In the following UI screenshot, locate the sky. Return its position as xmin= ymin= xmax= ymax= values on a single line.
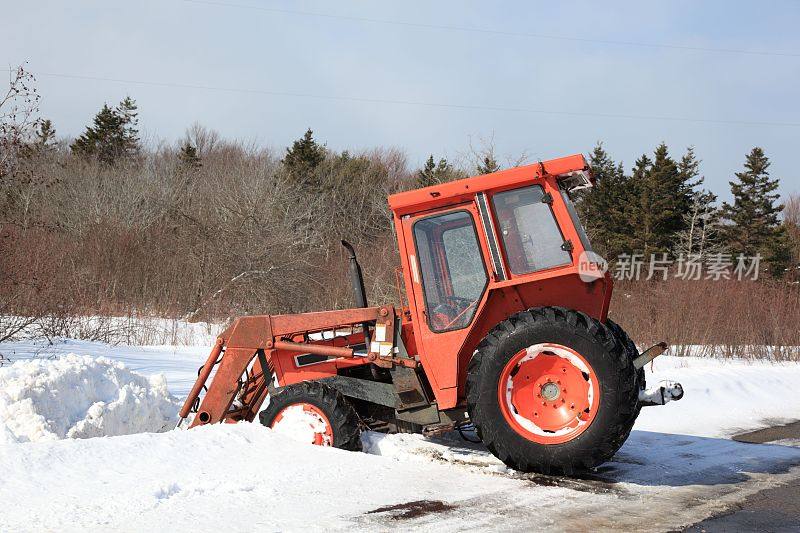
xmin=2 ymin=0 xmax=799 ymax=200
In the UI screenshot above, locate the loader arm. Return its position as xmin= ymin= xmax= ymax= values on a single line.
xmin=179 ymin=306 xmax=410 ymax=428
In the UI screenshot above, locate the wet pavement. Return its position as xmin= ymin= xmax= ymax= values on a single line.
xmin=684 ymin=476 xmax=800 ymax=532
xmin=684 ymin=422 xmax=800 ymax=532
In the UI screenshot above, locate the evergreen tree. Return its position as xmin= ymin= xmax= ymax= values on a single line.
xmin=476 ymin=154 xmax=500 ymax=175
xmin=282 ymin=129 xmax=325 ymax=173
xmin=576 ymin=142 xmax=635 ymax=259
xmin=784 ymin=195 xmax=800 ymax=281
xmin=416 ymin=155 xmax=464 ymax=187
xmin=115 ymin=96 xmax=139 ymax=152
xmin=720 ymin=147 xmax=789 ymax=276
xmin=71 ymin=97 xmax=140 ymax=164
xmin=34 ymin=119 xmax=56 ymax=148
xmin=627 ymin=153 xmax=655 ymax=256
xmin=627 ymin=143 xmax=696 ymax=257
xmin=281 ymin=129 xmax=326 ymax=192
xmin=417 ymin=155 xmax=438 ymax=187
xmin=677 ymin=146 xmax=702 ymax=189
xmin=178 ymin=141 xmax=201 ymax=170
xmin=18 ymin=119 xmax=56 ymax=159
xmin=674 ymin=148 xmax=719 ymax=258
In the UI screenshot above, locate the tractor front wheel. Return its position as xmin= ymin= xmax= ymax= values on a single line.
xmin=259 ymin=381 xmax=362 ymax=451
xmin=466 ymin=307 xmax=640 ymax=475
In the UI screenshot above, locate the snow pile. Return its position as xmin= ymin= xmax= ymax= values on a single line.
xmin=0 ymin=338 xmax=209 ymax=397
xmin=0 ymin=354 xmax=180 ymax=443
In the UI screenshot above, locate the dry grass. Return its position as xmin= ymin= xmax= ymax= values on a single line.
xmin=609 ymin=279 xmax=800 ymax=360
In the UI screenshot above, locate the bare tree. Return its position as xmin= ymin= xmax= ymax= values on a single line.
xmin=184 ymin=122 xmax=220 ymax=156
xmin=0 ymin=65 xmax=41 ymax=177
xmin=675 ymin=190 xmax=722 ymax=259
xmin=0 ymin=64 xmax=50 ymax=341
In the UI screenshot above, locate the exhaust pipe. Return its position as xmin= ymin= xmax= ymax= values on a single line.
xmin=341 ymin=240 xmax=370 ymax=346
xmin=341 ymin=240 xmax=368 ymax=309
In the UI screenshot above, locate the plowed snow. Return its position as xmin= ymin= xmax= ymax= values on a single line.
xmin=0 ymin=354 xmax=179 ymax=443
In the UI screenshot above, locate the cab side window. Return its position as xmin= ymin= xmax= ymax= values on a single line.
xmin=413 ymin=211 xmax=487 ymax=332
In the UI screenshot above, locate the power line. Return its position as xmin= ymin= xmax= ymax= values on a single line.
xmin=21 ymin=69 xmax=800 ymax=128
xmin=182 ymin=0 xmax=800 ymax=59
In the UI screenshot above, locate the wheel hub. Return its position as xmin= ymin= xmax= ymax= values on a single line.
xmin=498 ymin=343 xmax=600 ymax=444
xmin=540 ymin=381 xmax=561 ymax=401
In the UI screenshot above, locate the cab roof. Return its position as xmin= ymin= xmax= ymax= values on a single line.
xmin=388 ymin=153 xmax=589 ymax=217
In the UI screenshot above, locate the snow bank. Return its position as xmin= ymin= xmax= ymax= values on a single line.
xmin=636 ymin=356 xmax=800 ymax=437
xmin=0 ymin=355 xmax=180 ymax=443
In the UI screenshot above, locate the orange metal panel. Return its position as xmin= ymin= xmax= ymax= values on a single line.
xmin=269 ymin=307 xmax=381 ymax=337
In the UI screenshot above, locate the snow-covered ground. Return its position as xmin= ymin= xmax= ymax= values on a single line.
xmin=1 ymin=338 xmax=800 ymax=532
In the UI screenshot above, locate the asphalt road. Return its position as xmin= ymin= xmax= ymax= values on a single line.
xmin=683 ymin=477 xmax=800 ymax=532
xmin=684 ymin=421 xmax=800 ymax=533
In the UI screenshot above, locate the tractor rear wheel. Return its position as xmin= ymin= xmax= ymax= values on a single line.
xmin=259 ymin=381 xmax=362 ymax=451
xmin=466 ymin=306 xmax=639 ymax=475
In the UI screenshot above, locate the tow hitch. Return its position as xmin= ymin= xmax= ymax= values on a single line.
xmin=632 ymin=341 xmax=685 ymax=407
xmin=639 ymin=381 xmax=684 ymax=406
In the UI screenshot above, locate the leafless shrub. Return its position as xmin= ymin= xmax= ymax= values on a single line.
xmin=0 ymin=127 xmax=420 ymax=342
xmin=609 ymin=279 xmax=800 ymax=360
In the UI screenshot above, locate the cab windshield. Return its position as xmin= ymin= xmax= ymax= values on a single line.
xmin=491 ymin=185 xmax=571 ymax=274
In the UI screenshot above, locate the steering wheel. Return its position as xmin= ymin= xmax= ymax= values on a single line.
xmin=430 ymin=296 xmax=478 ymax=331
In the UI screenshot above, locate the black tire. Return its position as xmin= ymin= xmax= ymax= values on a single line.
xmin=605 ymin=318 xmax=645 ymax=450
xmin=466 ymin=306 xmax=639 ymax=475
xmin=606 ymin=318 xmax=645 ymax=392
xmin=259 ymin=381 xmax=362 ymax=451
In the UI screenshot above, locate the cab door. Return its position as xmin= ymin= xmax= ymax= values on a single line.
xmin=401 ymin=203 xmax=489 ymax=395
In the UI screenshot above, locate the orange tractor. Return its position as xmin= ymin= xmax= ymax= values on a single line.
xmin=178 ymin=153 xmax=683 ymax=474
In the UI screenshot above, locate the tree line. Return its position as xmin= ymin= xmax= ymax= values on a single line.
xmin=1 ymin=68 xmax=799 ymax=345
xmin=577 ymin=143 xmax=794 ymax=278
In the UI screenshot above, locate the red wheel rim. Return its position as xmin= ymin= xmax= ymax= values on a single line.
xmin=497 ymin=343 xmax=600 ymax=444
xmin=271 ymin=403 xmax=334 ymax=446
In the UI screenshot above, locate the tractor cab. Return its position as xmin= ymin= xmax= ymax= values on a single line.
xmin=388 ymin=154 xmax=608 ymax=409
